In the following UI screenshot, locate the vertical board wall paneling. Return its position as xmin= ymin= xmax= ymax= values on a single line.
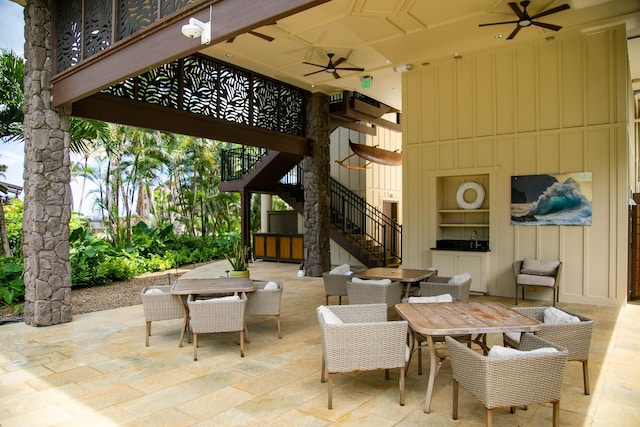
xmin=539 ymin=41 xmax=561 ymax=130
xmin=475 ymin=54 xmax=495 ymax=137
xmin=516 ymin=45 xmax=537 ymax=132
xmin=586 ymin=31 xmax=611 ymax=125
xmin=561 ymin=37 xmax=585 ymax=128
xmin=437 ymin=61 xmax=456 ymax=141
xmin=495 ymin=50 xmax=516 ymax=135
xmin=456 ymin=58 xmax=474 ymax=139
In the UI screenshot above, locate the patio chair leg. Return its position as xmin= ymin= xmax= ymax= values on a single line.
xmin=552 ymin=401 xmax=559 ymax=427
xmin=583 ymin=360 xmax=590 ymax=395
xmin=321 ymin=355 xmax=326 ymax=383
xmin=399 ymin=367 xmax=405 ymax=406
xmin=385 ymin=368 xmax=390 ymax=380
xmin=276 ymin=316 xmax=282 ymax=338
xmin=328 ymin=373 xmax=334 ymax=409
xmin=452 ymin=379 xmax=458 ymax=420
xmin=239 ymin=331 xmax=244 ymax=357
xmin=486 ymin=408 xmax=493 ymax=427
xmin=325 ymin=295 xmax=329 ymax=305
xmin=418 ymin=341 xmax=423 ymax=375
xmin=193 ymin=333 xmax=198 ymax=361
xmin=244 ymin=324 xmax=251 ymax=343
xmin=146 ymin=321 xmax=151 ymax=347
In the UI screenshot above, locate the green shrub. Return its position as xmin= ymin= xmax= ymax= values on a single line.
xmin=0 ymin=256 xmax=24 ymax=311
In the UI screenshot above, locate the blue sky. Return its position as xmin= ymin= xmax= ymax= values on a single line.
xmin=0 ymin=1 xmax=25 ymax=188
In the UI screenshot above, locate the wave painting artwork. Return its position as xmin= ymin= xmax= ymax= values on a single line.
xmin=511 ymin=172 xmax=592 ymax=226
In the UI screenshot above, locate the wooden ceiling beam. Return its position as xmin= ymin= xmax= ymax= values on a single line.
xmin=52 ymin=0 xmax=329 ymax=107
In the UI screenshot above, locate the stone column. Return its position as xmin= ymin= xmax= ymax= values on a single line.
xmin=260 ymin=194 xmax=272 ymax=232
xmin=22 ymin=0 xmax=73 ymax=326
xmin=303 ymin=93 xmax=331 ymax=276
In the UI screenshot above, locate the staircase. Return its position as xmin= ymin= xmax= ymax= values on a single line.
xmin=219 ymin=147 xmax=402 ymax=267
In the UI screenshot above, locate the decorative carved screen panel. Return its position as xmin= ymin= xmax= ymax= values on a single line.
xmin=103 ymin=55 xmax=306 ymax=137
xmin=55 ymin=0 xmax=83 ymax=73
xmin=84 ymin=0 xmax=113 ymax=59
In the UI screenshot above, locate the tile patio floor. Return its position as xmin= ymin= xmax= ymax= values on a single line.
xmin=1 ymin=260 xmax=639 ymax=426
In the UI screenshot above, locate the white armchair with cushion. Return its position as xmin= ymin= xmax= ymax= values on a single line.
xmin=446 ymin=333 xmax=568 ymax=427
xmin=322 ymin=263 xmax=354 ymax=305
xmin=141 ymin=285 xmax=184 ymax=347
xmin=346 ymin=277 xmax=403 ymax=308
xmin=245 ymin=280 xmax=283 ymax=341
xmin=513 ymin=259 xmax=562 ymax=306
xmin=316 ymin=303 xmax=408 ymax=409
xmin=187 ymin=293 xmax=247 ymax=360
xmin=419 ymin=272 xmax=471 ymax=302
xmin=503 ymin=306 xmax=594 ymax=395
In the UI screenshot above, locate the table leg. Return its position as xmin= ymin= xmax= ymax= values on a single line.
xmin=423 ymin=335 xmax=444 ymax=414
xmin=404 ymin=282 xmax=412 ymax=299
xmin=176 ymin=294 xmax=189 ymax=347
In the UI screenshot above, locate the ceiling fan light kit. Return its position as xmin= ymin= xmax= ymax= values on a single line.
xmin=479 ymin=1 xmax=570 ymax=40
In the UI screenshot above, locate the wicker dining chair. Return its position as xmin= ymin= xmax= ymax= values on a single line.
xmin=446 ymin=334 xmax=568 ymax=427
xmin=346 ymin=278 xmax=403 ymax=308
xmin=322 ymin=272 xmax=350 ymax=305
xmin=419 ymin=274 xmax=470 ymax=301
xmin=187 ymin=293 xmax=247 ymax=360
xmin=245 ymin=280 xmax=283 ymax=341
xmin=317 ymin=303 xmax=408 ymax=410
xmin=140 ymin=285 xmax=184 ymax=347
xmin=503 ymin=306 xmax=594 ymax=395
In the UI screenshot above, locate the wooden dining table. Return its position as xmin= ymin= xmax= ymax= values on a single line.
xmin=170 ymin=277 xmax=256 ymax=347
xmin=395 ymin=301 xmax=542 ymax=414
xmin=353 ymin=267 xmax=436 ymax=299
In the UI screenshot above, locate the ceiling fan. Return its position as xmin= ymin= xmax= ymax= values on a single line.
xmin=479 ymin=1 xmax=570 ymax=40
xmin=303 ymin=53 xmax=365 ymax=79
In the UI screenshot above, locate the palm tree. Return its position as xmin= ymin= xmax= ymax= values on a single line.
xmin=0 ymin=49 xmax=24 ymax=143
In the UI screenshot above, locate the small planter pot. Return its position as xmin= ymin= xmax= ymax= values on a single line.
xmin=229 ymin=270 xmax=250 ymax=278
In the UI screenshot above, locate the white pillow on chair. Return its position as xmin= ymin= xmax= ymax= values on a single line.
xmin=488 ymin=345 xmax=558 ymax=358
xmin=351 ymin=277 xmax=392 ymax=285
xmin=448 ymin=273 xmax=471 ymax=285
xmin=329 ymin=264 xmax=350 ymax=275
xmin=408 ymin=294 xmax=453 ymax=303
xmin=544 ymin=307 xmax=580 ymax=324
xmin=263 ymin=281 xmax=279 ymax=290
xmin=317 ymin=306 xmax=343 ymax=324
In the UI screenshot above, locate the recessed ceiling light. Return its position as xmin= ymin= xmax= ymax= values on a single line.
xmin=226 ymin=53 xmax=233 ymax=58
xmin=495 ymin=34 xmax=503 ymax=39
xmin=311 ymin=84 xmax=316 ymax=88
xmin=385 ymin=59 xmax=391 ymax=64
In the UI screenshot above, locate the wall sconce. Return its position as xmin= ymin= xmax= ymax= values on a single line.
xmin=393 ymin=64 xmax=412 ymax=73
xmin=181 ymin=17 xmax=211 ymax=45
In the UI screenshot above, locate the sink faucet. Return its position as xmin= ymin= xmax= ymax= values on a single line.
xmin=471 ymin=230 xmax=478 ymax=249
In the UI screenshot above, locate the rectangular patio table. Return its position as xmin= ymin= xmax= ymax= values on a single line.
xmin=170 ymin=277 xmax=256 ymax=347
xmin=353 ymin=267 xmax=436 ymax=299
xmin=394 ymin=300 xmax=542 ymax=414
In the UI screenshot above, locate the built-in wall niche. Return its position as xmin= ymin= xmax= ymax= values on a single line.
xmin=436 ymin=174 xmax=490 ymax=241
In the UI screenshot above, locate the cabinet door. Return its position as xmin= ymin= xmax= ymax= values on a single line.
xmin=457 ymin=252 xmax=487 ymax=293
xmin=432 ymin=252 xmax=457 ymax=277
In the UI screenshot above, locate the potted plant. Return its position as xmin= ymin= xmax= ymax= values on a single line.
xmin=225 ymin=243 xmax=250 ymax=278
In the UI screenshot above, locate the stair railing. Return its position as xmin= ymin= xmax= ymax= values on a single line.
xmin=220 ymin=148 xmax=402 ymax=265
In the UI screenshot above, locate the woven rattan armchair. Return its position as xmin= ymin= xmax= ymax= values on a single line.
xmin=317 ymin=303 xmax=408 ymax=410
xmin=503 ymin=306 xmax=594 ymax=395
xmin=346 ymin=279 xmax=403 ymax=308
xmin=140 ymin=285 xmax=184 ymax=347
xmin=446 ymin=333 xmax=568 ymax=427
xmin=322 ymin=273 xmax=350 ymax=305
xmin=419 ymin=275 xmax=471 ymax=301
xmin=187 ymin=293 xmax=247 ymax=360
xmin=245 ymin=280 xmax=283 ymax=341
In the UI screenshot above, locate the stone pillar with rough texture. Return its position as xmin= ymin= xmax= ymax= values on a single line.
xmin=303 ymin=93 xmax=331 ymax=277
xmin=22 ymin=0 xmax=73 ymax=326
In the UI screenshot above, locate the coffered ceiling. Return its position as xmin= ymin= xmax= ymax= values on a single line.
xmin=196 ymin=0 xmax=640 ymax=110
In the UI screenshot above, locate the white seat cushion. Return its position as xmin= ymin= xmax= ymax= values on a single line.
xmin=408 ymin=294 xmax=453 ymax=303
xmin=329 ymin=264 xmax=350 ymax=275
xmin=144 ymin=288 xmax=164 ymax=294
xmin=317 ymin=306 xmax=343 ymax=324
xmin=263 ymin=281 xmax=279 ymax=290
xmin=448 ymin=273 xmax=471 ymax=285
xmin=544 ymin=307 xmax=580 ymax=324
xmin=504 ymin=331 xmax=521 ymax=343
xmin=488 ymin=345 xmax=558 ymax=359
xmin=193 ymin=295 xmax=240 ymax=303
xmin=351 ymin=277 xmax=392 ymax=285
xmin=516 ymin=273 xmax=556 ymax=287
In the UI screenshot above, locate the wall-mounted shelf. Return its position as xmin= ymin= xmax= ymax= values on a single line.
xmin=436 ymin=175 xmax=490 ymax=240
